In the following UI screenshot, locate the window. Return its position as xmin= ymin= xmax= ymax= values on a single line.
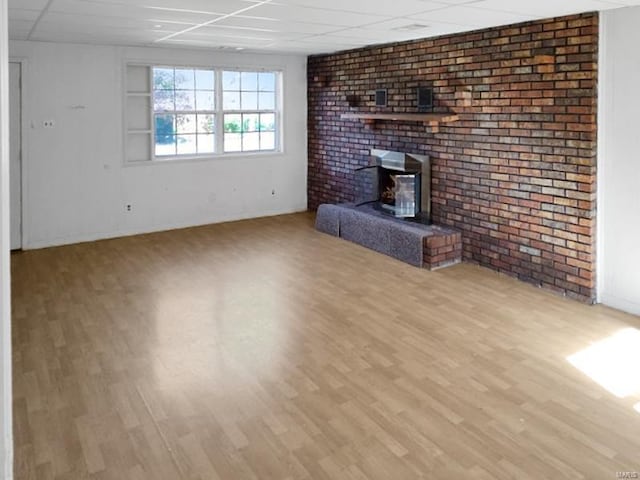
xmin=222 ymin=71 xmax=277 ymax=153
xmin=153 ymin=67 xmax=216 ymax=157
xmin=124 ymin=64 xmax=280 ymax=162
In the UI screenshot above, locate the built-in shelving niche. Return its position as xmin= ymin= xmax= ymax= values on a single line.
xmin=125 ymin=65 xmax=152 ymax=162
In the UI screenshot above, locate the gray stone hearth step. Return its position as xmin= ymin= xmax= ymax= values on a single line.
xmin=315 ymin=203 xmax=462 ymax=270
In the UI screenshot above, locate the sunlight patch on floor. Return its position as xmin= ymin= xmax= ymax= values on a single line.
xmin=567 ymin=328 xmax=640 ymax=399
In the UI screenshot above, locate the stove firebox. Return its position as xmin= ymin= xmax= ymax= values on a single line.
xmin=355 ymin=149 xmax=431 ymax=223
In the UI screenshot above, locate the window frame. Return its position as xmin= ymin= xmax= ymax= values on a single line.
xmin=123 ymin=61 xmax=283 ymax=165
xmin=221 ymin=70 xmax=279 ymax=154
xmin=153 ymin=66 xmax=217 ymax=158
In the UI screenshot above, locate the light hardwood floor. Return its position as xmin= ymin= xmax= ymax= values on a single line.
xmin=11 ymin=213 xmax=640 ymax=479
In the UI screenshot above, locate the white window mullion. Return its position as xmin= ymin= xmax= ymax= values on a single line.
xmin=149 ymin=65 xmax=156 ymax=161
xmin=276 ymin=72 xmax=282 ymax=152
xmin=216 ymin=68 xmax=224 ymax=155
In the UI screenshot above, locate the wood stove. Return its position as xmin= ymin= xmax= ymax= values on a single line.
xmin=355 ymin=149 xmax=431 ymax=223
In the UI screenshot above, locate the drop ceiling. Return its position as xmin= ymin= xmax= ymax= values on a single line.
xmin=8 ymin=0 xmax=640 ymax=55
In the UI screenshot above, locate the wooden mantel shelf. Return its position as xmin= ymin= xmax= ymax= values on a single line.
xmin=340 ymin=112 xmax=458 ymax=133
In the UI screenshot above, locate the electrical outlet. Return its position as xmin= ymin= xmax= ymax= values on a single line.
xmin=43 ymin=120 xmax=55 ymax=128
xmin=126 ymin=204 xmax=132 ymax=212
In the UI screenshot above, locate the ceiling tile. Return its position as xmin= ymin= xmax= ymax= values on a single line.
xmin=242 ymin=3 xmax=390 ymax=27
xmin=297 ymin=35 xmax=371 ymax=46
xmin=174 ymin=30 xmax=274 ymax=43
xmin=8 ymin=19 xmax=34 ymax=40
xmin=48 ymin=0 xmax=222 ymax=23
xmin=351 ymin=16 xmax=462 ymax=32
xmin=8 ymin=8 xmax=41 ymax=21
xmin=39 ymin=12 xmax=189 ymax=31
xmin=218 ymin=16 xmax=346 ymax=35
xmin=475 ymin=0 xmax=622 ymax=17
xmin=197 ymin=25 xmax=309 ymax=41
xmin=334 ymin=20 xmax=470 ymax=42
xmin=28 ymin=30 xmax=159 ymax=45
xmin=276 ymin=40 xmax=358 ymax=54
xmin=57 ymin=0 xmax=263 ymax=15
xmin=272 ymin=0 xmax=445 ymax=16
xmin=8 ymin=0 xmax=49 ymax=9
xmin=32 ymin=23 xmax=163 ymax=41
xmin=411 ymin=4 xmax=537 ymax=26
xmin=430 ymin=0 xmax=484 ymax=4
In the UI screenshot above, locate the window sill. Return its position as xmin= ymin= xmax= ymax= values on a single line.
xmin=123 ymin=150 xmax=285 ymax=167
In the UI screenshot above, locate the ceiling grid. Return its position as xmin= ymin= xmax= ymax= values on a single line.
xmin=8 ymin=0 xmax=640 ymax=54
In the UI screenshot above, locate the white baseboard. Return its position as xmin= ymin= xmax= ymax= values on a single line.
xmin=23 ymin=205 xmax=308 ymax=250
xmin=600 ymin=294 xmax=640 ymax=317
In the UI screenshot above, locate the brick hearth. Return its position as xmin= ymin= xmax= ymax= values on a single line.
xmin=307 ymin=13 xmax=597 ymax=302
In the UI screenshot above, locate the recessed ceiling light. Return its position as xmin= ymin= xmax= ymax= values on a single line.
xmin=235 ymin=47 xmax=245 ymax=51
xmin=154 ymin=24 xmax=163 ymax=28
xmin=392 ymin=23 xmax=430 ymax=32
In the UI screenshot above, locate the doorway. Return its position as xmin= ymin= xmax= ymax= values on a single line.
xmin=9 ymin=61 xmax=21 ymax=250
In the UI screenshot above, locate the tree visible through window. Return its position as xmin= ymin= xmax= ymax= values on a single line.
xmin=136 ymin=65 xmax=279 ymax=160
xmin=153 ymin=67 xmax=216 ymax=157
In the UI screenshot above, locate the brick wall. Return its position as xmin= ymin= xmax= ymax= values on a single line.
xmin=308 ymin=13 xmax=598 ymax=302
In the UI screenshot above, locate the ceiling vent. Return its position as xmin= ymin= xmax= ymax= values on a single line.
xmin=392 ymin=23 xmax=430 ymax=32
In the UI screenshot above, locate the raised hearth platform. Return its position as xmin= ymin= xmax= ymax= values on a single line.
xmin=315 ymin=203 xmax=461 ymax=270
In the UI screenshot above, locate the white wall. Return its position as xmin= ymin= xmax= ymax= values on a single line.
xmin=0 ymin=0 xmax=13 ymax=478
xmin=599 ymin=7 xmax=640 ymax=315
xmin=8 ymin=41 xmax=308 ymax=249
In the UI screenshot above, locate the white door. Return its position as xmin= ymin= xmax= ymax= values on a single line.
xmin=9 ymin=62 xmax=21 ymax=250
